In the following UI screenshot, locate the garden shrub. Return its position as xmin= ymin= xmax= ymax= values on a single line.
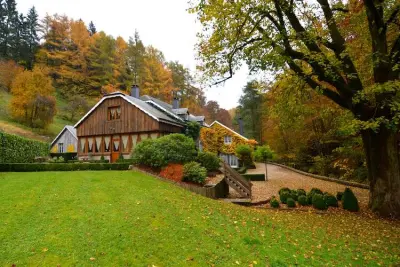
xmin=159 ymin=163 xmax=184 ymax=182
xmin=197 ymin=152 xmax=220 ymax=172
xmin=289 ymin=190 xmax=298 ymax=201
xmin=342 ymin=188 xmax=359 ymax=212
xmin=132 ymin=134 xmax=196 ymax=168
xmin=298 ymin=195 xmax=308 ymax=206
xmin=336 ymin=191 xmax=344 ymax=201
xmin=310 ymin=188 xmax=323 ymax=195
xmin=0 ymin=132 xmax=49 ymax=163
xmin=238 ymin=166 xmax=247 ymax=174
xmin=312 ymin=194 xmax=328 ymax=210
xmin=235 ymin=144 xmax=253 ymax=168
xmin=183 ymin=162 xmax=207 ymax=185
xmin=324 ymin=194 xmax=339 ymax=207
xmin=287 ymin=198 xmax=296 ymax=208
xmin=270 ymin=196 xmax=280 ymax=208
xmin=280 ymin=192 xmax=290 ymax=204
xmin=279 ymin=187 xmax=291 ymax=196
xmin=297 ymin=189 xmax=306 ymax=196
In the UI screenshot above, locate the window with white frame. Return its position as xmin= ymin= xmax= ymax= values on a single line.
xmin=224 ymin=135 xmax=232 ymax=144
xmin=58 ymin=143 xmax=64 ymax=153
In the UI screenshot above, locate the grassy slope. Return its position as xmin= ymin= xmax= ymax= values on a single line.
xmin=0 ymin=90 xmax=75 ymax=142
xmin=0 ymin=171 xmax=399 ymax=266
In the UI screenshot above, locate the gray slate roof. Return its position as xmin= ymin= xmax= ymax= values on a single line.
xmin=65 ymin=125 xmax=77 ymax=138
xmin=172 ymin=108 xmax=188 ymax=115
xmin=125 ymin=95 xmax=183 ymax=125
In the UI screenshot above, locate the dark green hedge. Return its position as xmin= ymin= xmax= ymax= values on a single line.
xmin=242 ymin=174 xmax=266 ymax=181
xmin=0 ymin=132 xmax=49 ymax=163
xmin=0 ymin=163 xmax=131 ymax=172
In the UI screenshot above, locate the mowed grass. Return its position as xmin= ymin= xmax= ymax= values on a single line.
xmin=0 ymin=171 xmax=399 ymax=266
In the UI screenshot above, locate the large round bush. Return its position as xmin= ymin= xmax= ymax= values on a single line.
xmin=197 ymin=152 xmax=221 ymax=172
xmin=280 ymin=192 xmax=290 ymax=204
xmin=287 ymin=198 xmax=296 ymax=208
xmin=183 ymin=162 xmax=207 ymax=185
xmin=312 ymin=194 xmax=327 ymax=210
xmin=298 ymin=195 xmax=308 ymax=206
xmin=324 ymin=194 xmax=338 ymax=207
xmin=131 ymin=134 xmax=196 ymax=168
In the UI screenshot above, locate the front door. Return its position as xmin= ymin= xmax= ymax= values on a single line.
xmin=111 ymin=135 xmax=120 ymax=163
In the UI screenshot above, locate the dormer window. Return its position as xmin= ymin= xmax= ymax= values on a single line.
xmin=108 ymin=106 xmax=121 ymax=120
xmin=224 ymin=135 xmax=232 ymax=144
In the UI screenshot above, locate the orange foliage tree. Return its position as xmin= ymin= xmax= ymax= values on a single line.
xmin=0 ymin=60 xmax=23 ymax=91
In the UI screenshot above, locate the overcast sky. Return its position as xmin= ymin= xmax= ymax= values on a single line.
xmin=17 ymin=0 xmax=255 ymax=110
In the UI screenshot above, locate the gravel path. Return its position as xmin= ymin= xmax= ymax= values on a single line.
xmin=250 ymin=163 xmax=370 ymax=209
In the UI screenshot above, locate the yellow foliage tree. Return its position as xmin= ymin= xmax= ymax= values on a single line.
xmin=141 ymin=46 xmax=175 ymax=102
xmin=10 ymin=67 xmax=56 ymax=128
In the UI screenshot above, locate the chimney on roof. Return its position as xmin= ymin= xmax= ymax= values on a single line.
xmin=238 ymin=117 xmax=244 ymax=136
xmin=172 ymin=90 xmax=180 ymax=109
xmin=131 ymin=85 xmax=140 ymax=98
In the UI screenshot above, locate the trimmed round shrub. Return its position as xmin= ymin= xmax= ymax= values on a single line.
xmin=324 ymin=194 xmax=339 ymax=207
xmin=280 ymin=192 xmax=290 ymax=204
xmin=297 ymin=189 xmax=306 ymax=196
xmin=298 ymin=195 xmax=308 ymax=206
xmin=270 ymin=196 xmax=280 ymax=208
xmin=132 ymin=134 xmax=196 ymax=168
xmin=310 ymin=188 xmax=323 ymax=195
xmin=183 ymin=162 xmax=207 ymax=185
xmin=196 ymin=152 xmax=220 ymax=172
xmin=342 ymin=188 xmax=359 ymax=212
xmin=290 ymin=190 xmax=298 ymax=201
xmin=287 ymin=198 xmax=296 ymax=208
xmin=336 ymin=191 xmax=344 ymax=201
xmin=312 ymin=194 xmax=328 ymax=210
xmin=279 ymin=187 xmax=291 ymax=196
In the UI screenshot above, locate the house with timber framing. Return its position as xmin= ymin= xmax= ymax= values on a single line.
xmin=73 ymin=85 xmax=205 ymax=162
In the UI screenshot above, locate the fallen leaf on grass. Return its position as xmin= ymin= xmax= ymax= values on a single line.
xmin=90 ymin=257 xmax=96 ymax=261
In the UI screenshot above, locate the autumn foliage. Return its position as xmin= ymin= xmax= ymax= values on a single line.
xmin=0 ymin=60 xmax=23 ymax=91
xmin=10 ymin=67 xmax=56 ymax=128
xmin=159 ymin=164 xmax=184 ymax=182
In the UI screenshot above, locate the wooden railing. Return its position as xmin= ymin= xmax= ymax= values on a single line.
xmin=220 ymin=162 xmax=252 ymax=198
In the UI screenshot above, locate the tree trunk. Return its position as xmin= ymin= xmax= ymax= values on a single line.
xmin=265 ymin=161 xmax=268 ymax=181
xmin=361 ymin=127 xmax=400 ymax=218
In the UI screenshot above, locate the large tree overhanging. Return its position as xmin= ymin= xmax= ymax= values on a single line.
xmin=191 ymin=0 xmax=400 ymax=217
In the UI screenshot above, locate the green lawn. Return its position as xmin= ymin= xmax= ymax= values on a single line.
xmin=0 ymin=171 xmax=399 ymax=266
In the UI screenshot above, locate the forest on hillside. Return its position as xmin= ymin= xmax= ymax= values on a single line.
xmin=0 ymin=0 xmax=233 ymax=130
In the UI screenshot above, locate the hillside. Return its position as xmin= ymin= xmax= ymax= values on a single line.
xmin=0 ymin=90 xmax=81 ymax=142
